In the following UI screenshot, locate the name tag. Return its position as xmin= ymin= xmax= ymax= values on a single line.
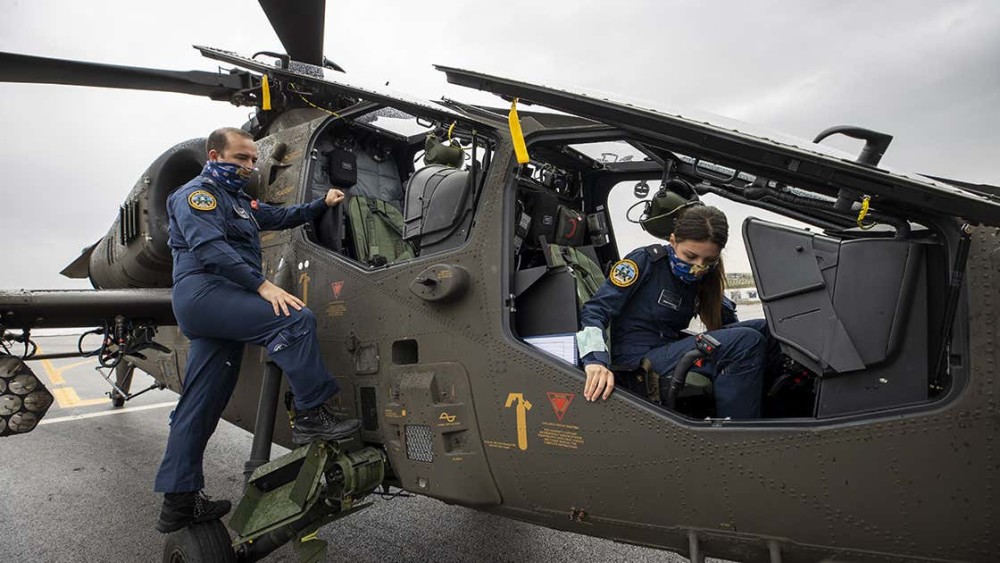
xmin=658 ymin=289 xmax=681 ymax=310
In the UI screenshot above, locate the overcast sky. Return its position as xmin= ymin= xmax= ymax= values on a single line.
xmin=1 ymin=0 xmax=997 ymax=289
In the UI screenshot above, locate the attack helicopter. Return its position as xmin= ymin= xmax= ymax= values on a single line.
xmin=2 ymin=1 xmax=1000 ymax=562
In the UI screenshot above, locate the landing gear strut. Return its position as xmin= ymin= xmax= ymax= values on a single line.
xmin=104 ymin=361 xmax=164 ymax=408
xmin=109 ymin=362 xmax=134 ymax=408
xmin=161 ymin=353 xmax=386 ymax=563
xmin=243 ymin=361 xmax=283 ymax=482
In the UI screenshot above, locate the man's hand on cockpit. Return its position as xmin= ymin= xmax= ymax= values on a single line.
xmin=324 ymin=188 xmax=345 ymax=207
xmin=584 ymin=363 xmax=615 ymax=402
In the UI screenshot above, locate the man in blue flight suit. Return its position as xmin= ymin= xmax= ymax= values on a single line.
xmin=154 ymin=127 xmax=360 ymax=533
xmin=576 ymin=205 xmax=769 ymax=418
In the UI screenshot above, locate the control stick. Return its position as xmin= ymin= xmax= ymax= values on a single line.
xmin=665 ymin=333 xmax=721 ymax=410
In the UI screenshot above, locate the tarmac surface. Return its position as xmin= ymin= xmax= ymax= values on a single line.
xmin=0 ymin=334 xmax=717 ymax=563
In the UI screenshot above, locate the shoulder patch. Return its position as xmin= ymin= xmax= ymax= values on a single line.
xmin=610 ymin=259 xmax=640 ymax=288
xmin=187 ymin=190 xmax=217 ymax=211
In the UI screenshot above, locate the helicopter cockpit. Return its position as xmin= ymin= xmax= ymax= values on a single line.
xmin=508 ymin=130 xmax=950 ymax=423
xmin=301 ymin=107 xmax=495 ymax=268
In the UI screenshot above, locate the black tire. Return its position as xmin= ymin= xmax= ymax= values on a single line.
xmin=111 ymin=394 xmax=126 ymax=408
xmin=162 ymin=521 xmax=236 ymax=563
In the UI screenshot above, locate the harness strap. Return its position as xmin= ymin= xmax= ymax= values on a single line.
xmin=360 ymin=199 xmax=376 ymax=259
xmin=368 ymin=199 xmax=405 ymax=237
xmin=639 ymin=358 xmax=662 ymax=404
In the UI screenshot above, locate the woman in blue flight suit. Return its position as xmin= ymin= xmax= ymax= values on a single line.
xmin=576 ymin=205 xmax=769 ymax=418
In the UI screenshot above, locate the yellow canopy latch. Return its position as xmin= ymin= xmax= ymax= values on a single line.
xmin=261 ymin=74 xmax=272 ymax=111
xmin=856 ymin=195 xmax=876 ymax=230
xmin=508 ymin=98 xmax=530 ymax=164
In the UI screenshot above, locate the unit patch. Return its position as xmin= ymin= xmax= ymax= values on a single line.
xmin=187 ymin=190 xmax=217 ymax=211
xmin=610 ymin=259 xmax=639 ymax=287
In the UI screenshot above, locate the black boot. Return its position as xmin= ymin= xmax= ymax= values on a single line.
xmin=157 ymin=491 xmax=231 ymax=534
xmin=292 ymin=403 xmax=361 ymax=445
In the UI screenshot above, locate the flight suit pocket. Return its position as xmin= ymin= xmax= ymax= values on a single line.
xmin=226 ymin=205 xmax=258 ymax=243
xmin=657 ymin=289 xmax=682 ymax=311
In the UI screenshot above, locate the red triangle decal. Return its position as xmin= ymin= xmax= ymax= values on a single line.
xmin=546 ymin=392 xmax=575 ymax=422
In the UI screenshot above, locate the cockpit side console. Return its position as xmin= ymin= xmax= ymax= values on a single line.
xmin=744 ymin=218 xmax=931 ymax=416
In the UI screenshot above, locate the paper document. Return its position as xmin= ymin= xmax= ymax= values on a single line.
xmin=524 ymin=334 xmax=578 ymax=366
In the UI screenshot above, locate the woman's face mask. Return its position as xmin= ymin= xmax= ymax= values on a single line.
xmin=667 ymin=239 xmax=720 ymax=283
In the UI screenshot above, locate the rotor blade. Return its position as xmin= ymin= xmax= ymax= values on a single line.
xmin=0 ymin=51 xmax=247 ymax=100
xmin=258 ymin=0 xmax=326 ymax=66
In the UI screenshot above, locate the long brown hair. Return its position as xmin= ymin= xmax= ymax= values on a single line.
xmin=673 ymin=205 xmax=728 ymax=331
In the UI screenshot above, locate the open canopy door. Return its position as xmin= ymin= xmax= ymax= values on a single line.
xmin=436 ymin=66 xmax=1000 ymax=226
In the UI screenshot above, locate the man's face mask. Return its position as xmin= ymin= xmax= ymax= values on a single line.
xmin=203 ymin=160 xmax=256 ymax=191
xmin=667 ymin=244 xmax=716 ymax=284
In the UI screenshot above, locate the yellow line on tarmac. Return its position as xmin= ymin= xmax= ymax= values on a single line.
xmin=51 ymin=388 xmax=108 ymax=407
xmin=38 ymin=359 xmax=66 ymax=386
xmin=60 ymin=358 xmax=96 ymax=373
xmin=34 ymin=346 xmax=103 ymax=408
xmin=78 ymin=397 xmax=110 ymax=406
xmin=51 ymin=387 xmax=80 ymax=407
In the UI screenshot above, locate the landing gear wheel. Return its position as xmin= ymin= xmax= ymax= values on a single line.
xmin=111 ymin=393 xmax=126 ymax=408
xmin=162 ymin=521 xmax=236 ymax=563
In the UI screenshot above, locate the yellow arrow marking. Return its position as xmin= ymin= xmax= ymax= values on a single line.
xmin=504 ymin=393 xmax=532 ymax=451
xmin=298 ymin=272 xmax=311 ymax=306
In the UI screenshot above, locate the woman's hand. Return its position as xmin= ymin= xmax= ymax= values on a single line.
xmin=583 ymin=363 xmax=616 ymax=402
xmin=257 ymin=279 xmax=305 ymax=316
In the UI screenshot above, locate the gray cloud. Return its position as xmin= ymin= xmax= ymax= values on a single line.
xmin=1 ymin=0 xmax=997 ymax=288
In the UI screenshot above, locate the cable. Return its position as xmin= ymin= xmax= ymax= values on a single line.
xmin=288 ymin=82 xmax=344 ymax=119
xmin=1 ymin=329 xmax=37 ymax=358
xmin=375 ymin=485 xmax=413 ymax=501
xmin=78 ymin=326 xmax=105 ymax=357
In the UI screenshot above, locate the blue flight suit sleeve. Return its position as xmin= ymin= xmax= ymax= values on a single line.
xmin=254 ymin=197 xmax=328 ymax=231
xmin=170 ymin=194 xmax=266 ymax=292
xmin=578 ymin=249 xmax=652 ymax=367
xmin=721 ymin=296 xmax=739 ymax=326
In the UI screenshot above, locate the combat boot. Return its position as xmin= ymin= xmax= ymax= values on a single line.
xmin=292 ymin=403 xmax=361 ymax=445
xmin=156 ymin=490 xmax=231 ymax=533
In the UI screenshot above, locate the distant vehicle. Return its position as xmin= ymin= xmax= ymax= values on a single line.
xmin=725 ymin=288 xmax=760 ymax=304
